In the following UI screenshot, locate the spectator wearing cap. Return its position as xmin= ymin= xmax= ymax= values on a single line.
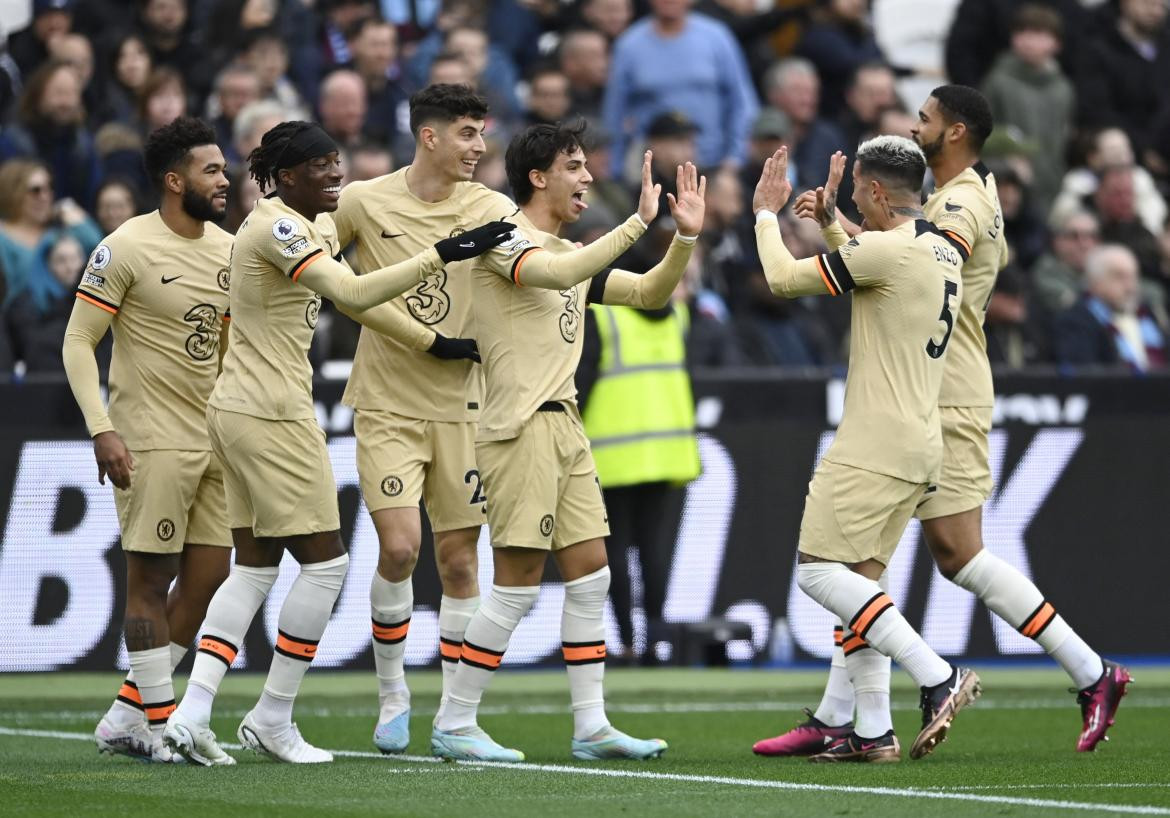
xmin=604 ymin=0 xmax=758 ymax=178
xmin=1054 ymin=244 xmax=1167 ymax=372
xmin=639 ymin=111 xmax=698 ymax=215
xmin=7 ymin=0 xmax=74 ymax=77
xmin=762 ymin=57 xmax=846 ymax=191
xmin=559 ymin=28 xmax=609 ymax=124
xmin=981 ymin=3 xmax=1074 ymax=215
xmin=739 ymin=107 xmax=790 ymax=219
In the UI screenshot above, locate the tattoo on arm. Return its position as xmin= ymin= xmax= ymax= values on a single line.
xmin=124 ymin=617 xmax=157 ymax=652
xmin=820 ymin=190 xmax=838 ymax=228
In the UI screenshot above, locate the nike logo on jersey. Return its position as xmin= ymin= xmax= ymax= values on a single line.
xmin=160 ymin=274 xmax=183 ymax=284
xmin=944 ymin=201 xmax=963 ymax=213
xmin=382 ymin=230 xmax=406 ymax=239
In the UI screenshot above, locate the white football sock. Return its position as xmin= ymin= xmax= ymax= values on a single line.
xmin=797 ymin=561 xmax=951 ymax=688
xmin=813 ymin=623 xmax=855 ymax=727
xmin=951 ymin=549 xmax=1102 ymax=689
xmin=107 ymin=644 xmax=188 ymax=728
xmin=438 ymin=595 xmax=479 ymax=705
xmin=844 ymin=633 xmax=892 ymax=739
xmin=176 ymin=564 xmax=278 ymax=726
xmin=254 ymin=554 xmax=348 ymax=728
xmin=562 ymin=567 xmax=612 ymax=740
xmin=435 ymin=584 xmax=539 ymax=732
xmin=370 ymin=571 xmax=413 ymax=719
xmin=129 ymin=646 xmax=175 ymax=736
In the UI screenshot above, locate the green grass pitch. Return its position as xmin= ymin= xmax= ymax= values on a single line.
xmin=0 ymin=666 xmax=1167 ymax=817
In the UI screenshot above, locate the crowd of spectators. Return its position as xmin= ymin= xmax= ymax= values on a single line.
xmin=1 ymin=0 xmax=1169 ymax=375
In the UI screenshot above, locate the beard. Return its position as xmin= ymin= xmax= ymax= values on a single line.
xmin=181 ymin=188 xmax=226 ymax=223
xmin=917 ymin=131 xmax=945 ymax=161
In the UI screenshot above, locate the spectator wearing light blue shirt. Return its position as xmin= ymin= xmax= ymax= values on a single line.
xmin=604 ymin=0 xmax=759 ymax=179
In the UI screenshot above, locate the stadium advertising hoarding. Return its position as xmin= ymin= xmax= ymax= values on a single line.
xmin=0 ymin=373 xmax=1166 ymax=672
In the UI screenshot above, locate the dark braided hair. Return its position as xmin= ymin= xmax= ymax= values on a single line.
xmin=248 ymin=120 xmax=316 ymax=192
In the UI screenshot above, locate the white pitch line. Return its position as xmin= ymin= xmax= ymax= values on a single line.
xmin=1 ymin=726 xmax=1167 ymax=816
xmin=3 ymin=697 xmax=1168 ymax=723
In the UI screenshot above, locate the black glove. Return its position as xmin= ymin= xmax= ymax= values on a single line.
xmin=434 ymin=220 xmax=516 ymax=263
xmin=427 ymin=333 xmax=480 ymax=363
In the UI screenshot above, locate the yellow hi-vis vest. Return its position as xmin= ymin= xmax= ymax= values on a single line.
xmin=582 ymin=302 xmax=701 ymax=488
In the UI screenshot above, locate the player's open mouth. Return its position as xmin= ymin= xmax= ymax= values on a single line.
xmin=462 ymin=159 xmax=478 ymax=172
xmin=571 ymin=190 xmax=589 ymax=212
xmin=322 ymin=184 xmax=341 ymax=198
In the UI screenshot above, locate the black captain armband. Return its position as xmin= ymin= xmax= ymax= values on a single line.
xmin=814 ymin=252 xmax=855 ymax=295
xmin=586 ymin=269 xmax=612 ymax=304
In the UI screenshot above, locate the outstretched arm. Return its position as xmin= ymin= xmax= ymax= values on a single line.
xmin=297 ymin=221 xmax=515 ymax=311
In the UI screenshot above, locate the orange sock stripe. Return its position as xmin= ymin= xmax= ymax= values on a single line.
xmin=833 ymin=626 xmax=844 ymax=647
xmin=144 ymin=701 xmax=177 ymax=724
xmin=460 ymin=641 xmax=504 ymax=671
xmin=197 ymin=635 xmax=239 ymax=667
xmin=842 ymin=633 xmax=869 ymax=656
xmin=274 ymin=630 xmax=319 ymax=662
xmin=562 ymin=641 xmax=607 ymax=665
xmin=116 ymin=681 xmax=143 ymax=709
xmin=1019 ymin=601 xmax=1056 ymax=639
xmin=849 ymin=592 xmax=894 ymax=639
xmin=372 ymin=617 xmax=411 ymax=645
xmin=439 ymin=637 xmax=462 ymax=662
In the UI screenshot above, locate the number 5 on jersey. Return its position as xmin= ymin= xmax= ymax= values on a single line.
xmin=926 ymin=279 xmax=959 ymax=359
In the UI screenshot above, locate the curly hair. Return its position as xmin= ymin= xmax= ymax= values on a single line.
xmin=143 ymin=116 xmax=218 ymax=189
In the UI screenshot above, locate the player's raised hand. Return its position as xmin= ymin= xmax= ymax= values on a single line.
xmin=811 ymin=151 xmax=847 ymax=228
xmin=752 ymin=148 xmax=792 ymax=214
xmin=666 ymin=162 xmax=706 ymax=237
xmin=637 ymin=150 xmax=662 ymax=225
xmin=94 ymin=430 xmax=134 ymax=489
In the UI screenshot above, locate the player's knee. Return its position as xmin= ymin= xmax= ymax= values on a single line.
xmin=929 ymin=535 xmax=977 ymax=580
xmin=436 ymin=545 xmax=477 ymax=594
xmin=379 ymin=533 xmax=420 ymax=575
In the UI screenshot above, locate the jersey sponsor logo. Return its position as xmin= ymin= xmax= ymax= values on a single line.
xmin=539 ymin=514 xmax=554 ymax=537
xmin=306 ymin=296 xmax=321 ymax=328
xmin=183 ymin=304 xmax=220 ymax=361
xmin=217 ymin=267 xmax=230 ymax=292
xmin=89 ymin=244 xmax=112 ymax=271
xmin=279 ymin=238 xmax=310 ymax=258
xmin=380 ymin=475 xmax=403 ymax=497
xmin=161 ymin=274 xmax=183 ymax=284
xmin=156 ymin=519 xmax=175 ymax=542
xmin=558 ymin=287 xmax=581 ymax=343
xmin=405 ymin=269 xmax=450 ymax=325
xmin=81 ymin=272 xmax=105 ymax=288
xmin=272 ymin=218 xmax=300 ymax=242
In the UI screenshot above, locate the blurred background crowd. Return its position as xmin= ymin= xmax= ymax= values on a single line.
xmin=0 ymin=0 xmax=1168 ymax=376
